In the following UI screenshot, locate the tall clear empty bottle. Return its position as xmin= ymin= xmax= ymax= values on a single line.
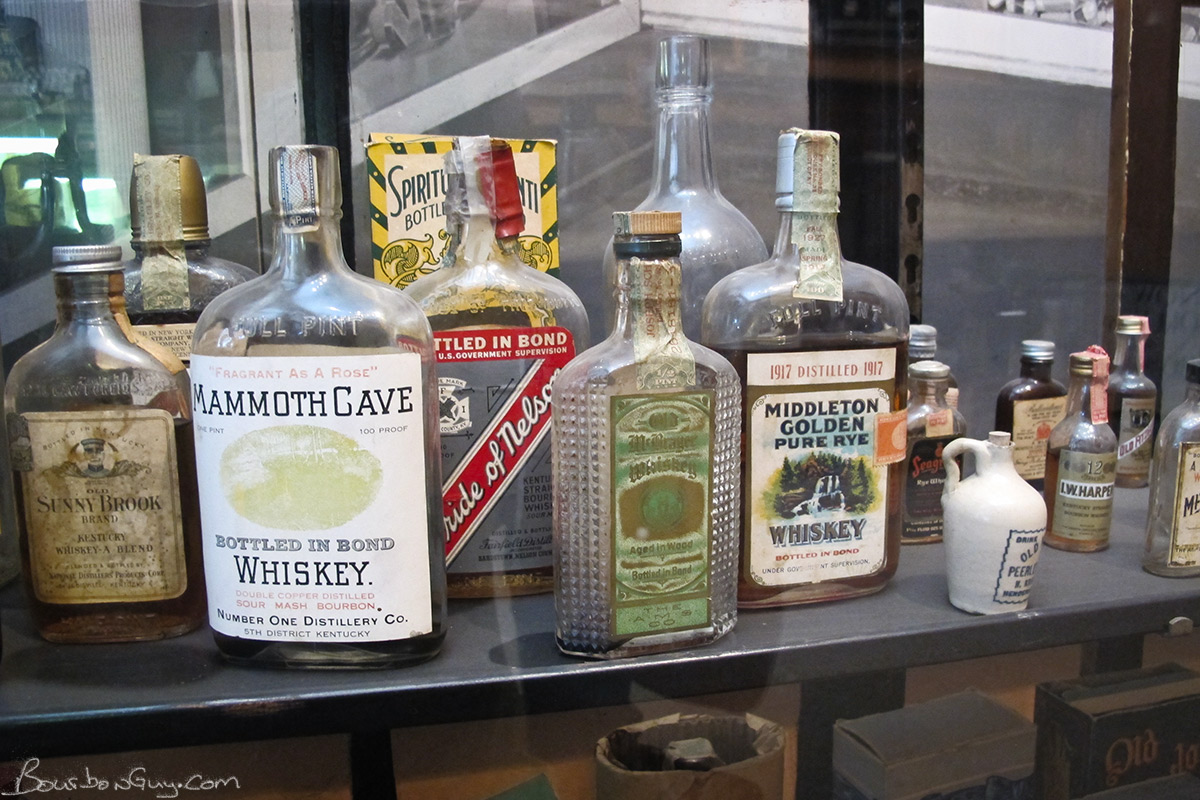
xmin=601 ymin=35 xmax=767 ymax=340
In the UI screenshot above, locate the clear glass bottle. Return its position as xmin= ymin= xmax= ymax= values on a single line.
xmin=553 ymin=210 xmax=739 ymax=659
xmin=191 ymin=145 xmax=446 ymax=668
xmin=904 ymin=360 xmax=967 ymax=543
xmin=1143 ymin=359 xmax=1200 ymax=577
xmin=1044 ymin=348 xmax=1117 ymax=552
xmin=909 ymin=324 xmax=958 ymax=408
xmin=5 ymin=245 xmax=203 ymax=642
xmin=1108 ymin=315 xmax=1156 ymax=488
xmin=601 ymin=35 xmax=767 ymax=341
xmin=995 ymin=339 xmax=1068 ymax=493
xmin=405 ymin=137 xmax=589 ymax=598
xmin=123 ymin=154 xmax=257 ymax=365
xmin=702 ymin=129 xmax=910 ymax=608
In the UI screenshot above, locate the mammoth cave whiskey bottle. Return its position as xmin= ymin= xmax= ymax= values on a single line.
xmin=406 ymin=137 xmax=588 ymax=598
xmin=5 ymin=245 xmax=203 ymax=642
xmin=191 ymin=145 xmax=446 ymax=667
xmin=702 ymin=129 xmax=910 ymax=607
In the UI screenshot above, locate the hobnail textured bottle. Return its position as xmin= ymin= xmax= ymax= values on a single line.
xmin=1108 ymin=315 xmax=1156 ymax=488
xmin=405 ymin=137 xmax=588 ymax=598
xmin=702 ymin=129 xmax=910 ymax=608
xmin=1143 ymin=359 xmax=1200 ymax=577
xmin=553 ymin=210 xmax=739 ymax=659
xmin=123 ymin=154 xmax=257 ymax=365
xmin=601 ymin=35 xmax=767 ymax=340
xmin=191 ymin=145 xmax=446 ymax=667
xmin=994 ymin=339 xmax=1067 ymax=493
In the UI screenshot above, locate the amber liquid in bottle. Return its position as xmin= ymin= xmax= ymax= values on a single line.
xmin=995 ymin=342 xmax=1066 ymax=493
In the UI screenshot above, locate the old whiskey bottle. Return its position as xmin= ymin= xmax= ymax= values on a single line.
xmin=1108 ymin=315 xmax=1156 ymax=488
xmin=904 ymin=361 xmax=966 ymax=543
xmin=1143 ymin=359 xmax=1200 ymax=577
xmin=995 ymin=339 xmax=1067 ymax=493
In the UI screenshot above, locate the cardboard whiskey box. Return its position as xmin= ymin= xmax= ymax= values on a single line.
xmin=1034 ymin=662 xmax=1200 ymax=799
xmin=365 ymin=133 xmax=559 ymax=288
xmin=831 ymin=690 xmax=1036 ymax=800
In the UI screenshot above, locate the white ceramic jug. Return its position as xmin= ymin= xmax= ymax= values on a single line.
xmin=942 ymin=432 xmax=1048 ymax=614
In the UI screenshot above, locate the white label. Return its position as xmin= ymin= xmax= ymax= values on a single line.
xmin=745 ymin=347 xmax=895 ymax=386
xmin=1169 ymin=443 xmax=1200 ymax=566
xmin=191 ymin=354 xmax=432 ymax=642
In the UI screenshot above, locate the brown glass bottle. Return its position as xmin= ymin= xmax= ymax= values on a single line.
xmin=995 ymin=340 xmax=1067 ymax=493
xmin=6 ymin=246 xmax=203 ymax=642
xmin=904 ymin=360 xmax=967 ymax=543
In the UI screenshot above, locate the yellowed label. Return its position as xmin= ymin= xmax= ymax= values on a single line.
xmin=367 ymin=134 xmax=558 ymax=287
xmin=134 ymin=322 xmax=195 ymax=365
xmin=1169 ymin=443 xmax=1200 ymax=566
xmin=1012 ymin=396 xmax=1067 ymax=480
xmin=924 ymin=408 xmax=954 ymax=438
xmin=16 ymin=409 xmax=186 ymax=604
xmin=133 ymin=154 xmax=190 ymax=310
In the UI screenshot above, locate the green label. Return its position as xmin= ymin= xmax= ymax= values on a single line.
xmin=610 ymin=392 xmax=713 ymax=638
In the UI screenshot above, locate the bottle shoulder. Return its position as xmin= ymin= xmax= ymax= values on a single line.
xmin=124 ymin=253 xmax=258 ymax=312
xmin=557 ymin=335 xmax=736 ymax=391
xmin=997 ymin=377 xmax=1068 ymax=402
xmin=1050 ymin=413 xmax=1118 ymax=452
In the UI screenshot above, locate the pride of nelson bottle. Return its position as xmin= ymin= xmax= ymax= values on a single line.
xmin=1143 ymin=359 xmax=1200 ymax=577
xmin=1108 ymin=315 xmax=1156 ymax=488
xmin=702 ymin=129 xmax=910 ymax=607
xmin=995 ymin=339 xmax=1067 ymax=493
xmin=1044 ymin=347 xmax=1117 ymax=552
xmin=553 ymin=211 xmax=739 ymax=658
xmin=5 ymin=245 xmax=203 ymax=642
xmin=191 ymin=145 xmax=446 ymax=667
xmin=405 ymin=137 xmax=588 ymax=597
xmin=124 ymin=154 xmax=256 ymax=365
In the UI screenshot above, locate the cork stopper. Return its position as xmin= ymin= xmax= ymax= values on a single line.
xmin=1116 ymin=315 xmax=1150 ymax=335
xmin=1020 ymin=339 xmax=1056 ymax=361
xmin=481 ymin=139 xmax=524 ymax=240
xmin=130 ymin=154 xmax=210 ymax=242
xmin=988 ymin=431 xmax=1013 ymax=447
xmin=613 ymin=210 xmax=682 ymax=236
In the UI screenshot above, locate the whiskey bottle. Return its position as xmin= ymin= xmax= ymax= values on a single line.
xmin=601 ymin=35 xmax=767 ymax=340
xmin=124 ymin=154 xmax=257 ymax=365
xmin=1143 ymin=359 xmax=1200 ymax=577
xmin=191 ymin=145 xmax=446 ymax=667
xmin=995 ymin=339 xmax=1067 ymax=492
xmin=904 ymin=361 xmax=966 ymax=543
xmin=553 ymin=210 xmax=739 ymax=658
xmin=5 ymin=245 xmax=203 ymax=642
xmin=1044 ymin=348 xmax=1117 ymax=552
xmin=1108 ymin=315 xmax=1156 ymax=488
xmin=405 ymin=137 xmax=588 ymax=598
xmin=909 ymin=324 xmax=958 ymax=408
xmin=702 ymin=129 xmax=910 ymax=607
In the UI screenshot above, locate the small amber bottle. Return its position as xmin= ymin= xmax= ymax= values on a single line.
xmin=995 ymin=339 xmax=1067 ymax=493
xmin=904 ymin=361 xmax=966 ymax=543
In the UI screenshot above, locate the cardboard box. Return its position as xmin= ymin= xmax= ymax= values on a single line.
xmin=1034 ymin=662 xmax=1200 ymax=800
xmin=1081 ymin=772 xmax=1200 ymax=798
xmin=365 ymin=133 xmax=559 ymax=288
xmin=831 ymin=690 xmax=1035 ymax=800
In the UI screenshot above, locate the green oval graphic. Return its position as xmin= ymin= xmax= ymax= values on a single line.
xmin=221 ymin=425 xmax=382 ymax=530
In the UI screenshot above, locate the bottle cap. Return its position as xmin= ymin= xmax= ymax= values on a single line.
xmin=1069 ymin=347 xmax=1109 ymax=378
xmin=52 ymin=244 xmax=123 ymax=268
xmin=481 ymin=139 xmax=524 ymax=240
xmin=130 ymin=154 xmax=210 ymax=242
xmin=988 ymin=431 xmax=1013 ymax=446
xmin=51 ymin=245 xmax=125 ymax=299
xmin=909 ymin=359 xmax=950 ymax=379
xmin=1116 ymin=315 xmax=1150 ymax=335
xmin=776 ymin=129 xmax=840 ymax=212
xmin=910 ymin=324 xmax=937 ymax=357
xmin=1020 ymin=339 xmax=1056 ymax=361
xmin=1187 ymin=359 xmax=1200 ymax=385
xmin=270 ymin=145 xmax=341 ymax=227
xmin=613 ymin=210 xmax=682 ymax=236
xmin=656 ymin=35 xmax=710 ymax=95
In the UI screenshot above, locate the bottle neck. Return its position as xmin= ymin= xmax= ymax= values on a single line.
xmin=1020 ymin=358 xmax=1054 ymax=381
xmin=267 ymin=213 xmax=351 ymax=281
xmin=1113 ymin=332 xmax=1146 ymax=375
xmin=133 ymin=239 xmax=211 ymax=258
xmin=614 ymin=254 xmax=686 ymax=345
xmin=650 ymin=90 xmax=718 ymax=196
xmin=454 ymin=208 xmax=520 ymax=269
xmin=913 ymin=377 xmax=948 ymax=406
xmin=1065 ymin=372 xmax=1107 ymax=424
xmin=1188 ymin=383 xmax=1200 ymax=403
xmin=773 ymin=204 xmax=842 ymax=273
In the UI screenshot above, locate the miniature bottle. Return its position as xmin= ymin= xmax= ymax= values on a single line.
xmin=191 ymin=145 xmax=446 ymax=667
xmin=553 ymin=210 xmax=739 ymax=659
xmin=1044 ymin=347 xmax=1117 ymax=552
xmin=904 ymin=361 xmax=966 ymax=543
xmin=124 ymin=154 xmax=257 ymax=365
xmin=910 ymin=324 xmax=958 ymax=408
xmin=5 ymin=245 xmax=203 ymax=642
xmin=405 ymin=137 xmax=588 ymax=598
xmin=994 ymin=339 xmax=1067 ymax=493
xmin=702 ymin=129 xmax=910 ymax=607
xmin=601 ymin=35 xmax=767 ymax=340
xmin=1143 ymin=359 xmax=1200 ymax=577
xmin=1108 ymin=315 xmax=1156 ymax=488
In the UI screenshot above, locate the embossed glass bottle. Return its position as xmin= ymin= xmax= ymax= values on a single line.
xmin=124 ymin=154 xmax=257 ymax=365
xmin=405 ymin=137 xmax=588 ymax=598
xmin=904 ymin=360 xmax=966 ymax=543
xmin=1108 ymin=315 xmax=1156 ymax=488
xmin=601 ymin=35 xmax=767 ymax=340
xmin=702 ymin=129 xmax=910 ymax=607
xmin=553 ymin=211 xmax=738 ymax=659
xmin=5 ymin=245 xmax=203 ymax=642
xmin=191 ymin=145 xmax=446 ymax=667
xmin=1143 ymin=359 xmax=1200 ymax=577
xmin=1044 ymin=348 xmax=1117 ymax=552
xmin=995 ymin=339 xmax=1067 ymax=493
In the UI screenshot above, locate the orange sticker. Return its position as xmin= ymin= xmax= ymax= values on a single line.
xmin=876 ymin=409 xmax=908 ymax=465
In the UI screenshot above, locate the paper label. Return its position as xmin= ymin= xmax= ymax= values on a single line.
xmin=14 ymin=409 xmax=186 ymax=604
xmin=903 ymin=435 xmax=954 ymax=540
xmin=191 ymin=353 xmax=433 ymax=642
xmin=434 ymin=327 xmax=574 ymax=572
xmin=1011 ymin=396 xmax=1067 ymax=480
xmin=744 ymin=347 xmax=901 ymax=586
xmin=609 ymin=392 xmax=713 ymax=637
xmin=631 ymin=259 xmax=694 ymax=390
xmin=1169 ymin=442 xmax=1200 ymax=566
xmin=1050 ymin=449 xmax=1116 ymax=542
xmin=134 ymin=322 xmax=196 ymax=365
xmin=992 ymin=528 xmax=1043 ymax=605
xmin=924 ymin=408 xmax=954 ymax=438
xmin=1116 ymin=396 xmax=1155 ymax=476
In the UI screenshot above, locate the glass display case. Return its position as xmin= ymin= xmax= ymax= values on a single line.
xmin=1 ymin=1 xmax=1199 ymax=798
